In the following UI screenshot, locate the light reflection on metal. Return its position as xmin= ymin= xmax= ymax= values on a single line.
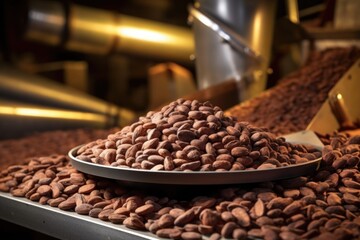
xmin=189 ymin=5 xmax=262 ymax=63
xmin=286 ymin=0 xmax=300 ymax=23
xmin=189 ymin=0 xmax=277 ymax=101
xmin=251 ymin=11 xmax=263 ymax=55
xmin=307 ymin=59 xmax=360 ymax=134
xmin=115 ymin=15 xmax=194 ymax=62
xmin=0 ymin=100 xmax=113 ymax=139
xmin=25 ymin=0 xmax=194 ymax=62
xmin=116 ymin=27 xmax=171 ymax=43
xmin=66 ymin=5 xmax=116 ymax=54
xmin=329 ymin=92 xmax=353 ymax=129
xmin=0 ymin=66 xmax=137 ymax=128
xmin=0 ymin=106 xmax=106 ymax=122
xmin=26 ymin=0 xmax=65 ymax=45
xmin=217 ymin=0 xmax=228 ymax=17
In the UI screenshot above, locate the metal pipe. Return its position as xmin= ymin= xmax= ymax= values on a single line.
xmin=25 ymin=0 xmax=194 ymax=63
xmin=26 ymin=0 xmax=65 ymax=46
xmin=0 ymin=65 xmax=137 ymax=127
xmin=114 ymin=14 xmax=194 ymax=62
xmin=286 ymin=0 xmax=300 ymax=23
xmin=66 ymin=4 xmax=116 ymax=55
xmin=0 ymin=99 xmax=109 ymax=140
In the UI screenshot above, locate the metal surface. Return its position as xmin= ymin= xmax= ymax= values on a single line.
xmin=282 ymin=130 xmax=324 ymax=150
xmin=66 ymin=5 xmax=116 ymax=55
xmin=188 ymin=6 xmax=261 ymax=63
xmin=286 ymin=0 xmax=299 ymax=23
xmin=190 ymin=0 xmax=277 ymax=101
xmin=0 ymin=99 xmax=109 ymax=139
xmin=306 ymin=99 xmax=340 ymax=135
xmin=25 ymin=0 xmax=194 ymax=62
xmin=0 ymin=192 xmax=157 ymax=240
xmin=327 ymin=59 xmax=360 ymax=127
xmin=115 ymin=14 xmax=194 ymax=63
xmin=328 ymin=93 xmax=354 ymax=129
xmin=69 ymin=145 xmax=322 ymax=186
xmin=0 ymin=65 xmax=137 ymax=128
xmin=307 ymin=58 xmax=360 ymax=134
xmin=25 ymin=0 xmax=65 ymax=45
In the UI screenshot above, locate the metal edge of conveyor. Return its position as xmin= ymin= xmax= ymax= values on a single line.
xmin=0 ymin=192 xmax=159 ymax=240
xmin=307 ymin=58 xmax=360 ymax=134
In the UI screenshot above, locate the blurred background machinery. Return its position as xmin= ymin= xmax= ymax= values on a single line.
xmin=0 ymin=0 xmax=359 ymax=139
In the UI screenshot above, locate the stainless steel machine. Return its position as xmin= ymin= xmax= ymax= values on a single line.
xmin=189 ymin=0 xmax=277 ymax=101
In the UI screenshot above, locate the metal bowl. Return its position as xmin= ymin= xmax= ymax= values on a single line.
xmin=68 ymin=145 xmax=322 ymax=185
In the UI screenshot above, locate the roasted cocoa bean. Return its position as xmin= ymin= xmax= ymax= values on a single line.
xmin=123 ymin=216 xmax=146 ymax=230
xmin=231 ymin=207 xmax=250 ymax=227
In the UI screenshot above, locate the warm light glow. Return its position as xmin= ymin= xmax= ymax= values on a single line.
xmin=0 ymin=106 xmax=13 ymax=115
xmin=30 ymin=10 xmax=64 ymax=26
xmin=74 ymin=19 xmax=115 ymax=35
xmin=251 ymin=10 xmax=262 ymax=55
xmin=337 ymin=93 xmax=343 ymax=100
xmin=117 ymin=27 xmax=171 ymax=43
xmin=0 ymin=106 xmax=105 ymax=122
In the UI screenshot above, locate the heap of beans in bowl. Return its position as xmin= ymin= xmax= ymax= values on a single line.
xmin=75 ymin=98 xmax=321 ymax=171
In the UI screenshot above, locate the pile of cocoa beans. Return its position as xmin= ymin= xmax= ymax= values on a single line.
xmin=76 ymin=99 xmax=321 ymax=171
xmin=0 ymin=133 xmax=359 ymax=239
xmin=226 ymin=47 xmax=360 ymax=135
xmin=0 ymin=128 xmax=118 ymax=170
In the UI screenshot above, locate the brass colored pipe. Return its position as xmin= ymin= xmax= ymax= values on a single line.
xmin=0 ymin=65 xmax=137 ymax=127
xmin=286 ymin=0 xmax=300 ymax=23
xmin=0 ymin=101 xmax=107 ymax=123
xmin=66 ymin=5 xmax=117 ymax=55
xmin=115 ymin=14 xmax=194 ymax=62
xmin=25 ymin=0 xmax=194 ymax=62
xmin=0 ymin=99 xmax=109 ymax=140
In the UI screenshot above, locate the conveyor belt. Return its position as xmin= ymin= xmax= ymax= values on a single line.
xmin=0 ymin=192 xmax=158 ymax=240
